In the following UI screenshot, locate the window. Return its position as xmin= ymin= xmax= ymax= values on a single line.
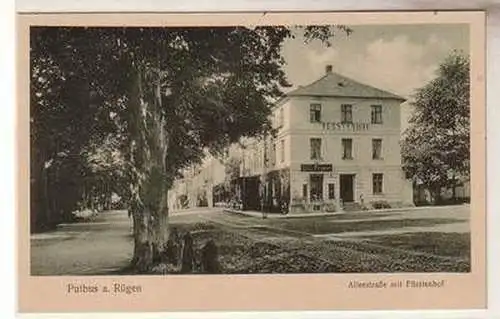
xmin=342 ymin=138 xmax=353 ymax=159
xmin=341 ymin=104 xmax=353 ymax=123
xmin=302 ymin=184 xmax=308 ymax=199
xmin=373 ymin=173 xmax=383 ymax=194
xmin=310 ymin=138 xmax=322 ymax=160
xmin=278 ymin=108 xmax=284 ymax=128
xmin=371 ymin=105 xmax=383 ymax=124
xmin=310 ymin=103 xmax=322 ymax=123
xmin=372 ymin=139 xmax=382 ymax=160
xmin=328 ymin=183 xmax=335 ymax=199
xmin=271 ymin=142 xmax=276 ymax=166
xmin=280 ymin=139 xmax=285 ymax=163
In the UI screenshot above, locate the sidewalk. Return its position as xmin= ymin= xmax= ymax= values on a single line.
xmin=169 ymin=207 xmax=221 ymax=215
xmin=223 ymin=204 xmax=469 ymax=219
xmin=223 ymin=208 xmax=344 ymax=219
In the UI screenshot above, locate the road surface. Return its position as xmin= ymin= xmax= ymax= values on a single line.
xmin=30 ymin=208 xmax=220 ymax=275
xmin=30 ymin=205 xmax=469 ymax=275
xmin=31 ymin=210 xmax=134 ymax=275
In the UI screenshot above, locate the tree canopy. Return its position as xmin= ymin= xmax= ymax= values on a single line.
xmin=30 ymin=25 xmax=351 ymax=268
xmin=401 ymin=51 xmax=470 ymax=201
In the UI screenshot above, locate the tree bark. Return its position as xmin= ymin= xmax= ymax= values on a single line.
xmin=131 ymin=200 xmax=152 ymax=271
xmin=128 ymin=63 xmax=171 ymax=272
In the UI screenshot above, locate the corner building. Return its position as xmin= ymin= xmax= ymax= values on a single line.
xmin=248 ymin=65 xmax=414 ymax=213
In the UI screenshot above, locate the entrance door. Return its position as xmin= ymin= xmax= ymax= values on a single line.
xmin=340 ymin=174 xmax=355 ymax=202
xmin=242 ymin=176 xmax=260 ymax=211
xmin=309 ymin=174 xmax=324 ymax=202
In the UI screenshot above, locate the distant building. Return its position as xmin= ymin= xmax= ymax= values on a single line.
xmin=413 ymin=175 xmax=470 ymax=206
xmin=167 ymin=154 xmax=228 ymax=211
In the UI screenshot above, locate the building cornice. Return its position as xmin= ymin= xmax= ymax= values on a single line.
xmin=286 ymin=94 xmax=406 ymax=103
xmin=273 ymin=127 xmax=402 ymax=139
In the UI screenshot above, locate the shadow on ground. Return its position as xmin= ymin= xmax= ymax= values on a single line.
xmin=359 ymin=232 xmax=470 ymax=259
xmin=266 ymin=218 xmax=463 ymax=235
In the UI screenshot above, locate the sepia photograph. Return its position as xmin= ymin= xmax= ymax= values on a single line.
xmin=29 ymin=23 xmax=473 ymax=276
xmin=17 ymin=11 xmax=486 ymax=312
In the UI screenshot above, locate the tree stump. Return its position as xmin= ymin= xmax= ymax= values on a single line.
xmin=152 ymin=242 xmax=162 ymax=264
xmin=163 ymin=228 xmax=180 ymax=265
xmin=201 ymin=239 xmax=221 ymax=274
xmin=163 ymin=239 xmax=177 ymax=265
xmin=180 ymin=232 xmax=194 ymax=273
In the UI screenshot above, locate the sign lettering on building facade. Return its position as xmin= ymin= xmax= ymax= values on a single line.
xmin=322 ymin=122 xmax=370 ymax=131
xmin=300 ymin=164 xmax=333 ymax=172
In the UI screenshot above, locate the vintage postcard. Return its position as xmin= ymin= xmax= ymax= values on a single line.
xmin=17 ymin=11 xmax=486 ymax=312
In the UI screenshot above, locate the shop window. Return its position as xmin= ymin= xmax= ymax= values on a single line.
xmin=328 ymin=183 xmax=335 ymax=199
xmin=310 ymin=174 xmax=324 ymax=201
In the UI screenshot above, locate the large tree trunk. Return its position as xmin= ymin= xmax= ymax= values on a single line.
xmin=131 ymin=200 xmax=152 ymax=271
xmin=128 ymin=64 xmax=171 ymax=272
xmin=152 ymin=185 xmax=171 ymax=262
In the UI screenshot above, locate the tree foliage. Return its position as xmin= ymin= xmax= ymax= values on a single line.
xmin=401 ymin=51 xmax=470 ymax=201
xmin=30 ymin=25 xmax=350 ymax=268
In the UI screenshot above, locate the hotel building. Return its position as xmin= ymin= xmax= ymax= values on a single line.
xmin=239 ymin=65 xmax=414 ymax=213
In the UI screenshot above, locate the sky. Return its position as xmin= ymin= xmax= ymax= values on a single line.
xmin=280 ymin=24 xmax=470 ymax=131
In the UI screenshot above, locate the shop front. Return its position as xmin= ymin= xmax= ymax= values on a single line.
xmin=288 ymin=163 xmax=342 ymax=213
xmin=233 ymin=168 xmax=291 ymax=214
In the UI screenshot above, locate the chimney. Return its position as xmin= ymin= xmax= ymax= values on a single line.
xmin=325 ymin=65 xmax=333 ymax=74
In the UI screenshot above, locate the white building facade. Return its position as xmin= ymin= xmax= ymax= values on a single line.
xmin=167 ymin=155 xmax=227 ymax=211
xmin=241 ymin=65 xmax=414 ymax=213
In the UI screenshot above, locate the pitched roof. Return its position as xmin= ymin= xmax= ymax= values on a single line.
xmin=286 ymin=71 xmax=406 ymax=102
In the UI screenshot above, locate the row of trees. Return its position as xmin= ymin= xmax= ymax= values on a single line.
xmin=31 ymin=25 xmax=351 ymax=271
xmin=31 ymin=22 xmax=470 ymax=270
